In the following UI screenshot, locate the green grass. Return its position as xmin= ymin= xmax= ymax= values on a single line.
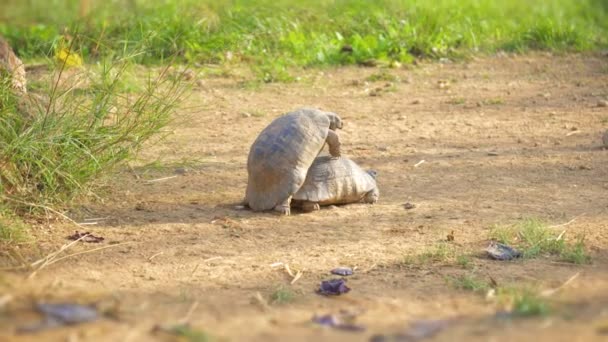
xmin=456 ymin=255 xmax=474 ymax=269
xmin=0 ymin=213 xmax=29 ymax=243
xmin=161 ymin=324 xmax=211 ymax=342
xmin=560 ymin=235 xmax=592 ymax=264
xmin=366 ymin=71 xmax=401 ymax=83
xmin=498 ymin=286 xmax=551 ymax=317
xmin=1 ymin=0 xmax=607 ymax=81
xmin=0 ymin=42 xmax=186 ymax=214
xmin=270 ymin=285 xmax=296 ymax=305
xmin=403 ymin=242 xmax=459 ymax=266
xmin=489 ymin=218 xmax=591 ymax=263
xmin=448 ymin=274 xmax=490 ymax=293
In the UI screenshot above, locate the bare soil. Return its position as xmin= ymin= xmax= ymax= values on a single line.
xmin=2 ymin=53 xmax=608 ymax=342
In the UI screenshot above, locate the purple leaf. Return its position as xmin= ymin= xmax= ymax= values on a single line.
xmin=312 ymin=314 xmax=365 ymax=332
xmin=486 ymin=242 xmax=522 ymax=261
xmin=37 ymin=303 xmax=99 ymax=324
xmin=318 ymin=278 xmax=351 ymax=296
xmin=331 ymin=267 xmax=354 ymax=276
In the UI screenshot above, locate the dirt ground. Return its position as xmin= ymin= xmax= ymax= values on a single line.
xmin=2 ymin=53 xmax=608 ymax=341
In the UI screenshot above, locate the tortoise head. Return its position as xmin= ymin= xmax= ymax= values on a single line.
xmin=326 ymin=112 xmax=343 ymax=130
xmin=366 ymin=169 xmax=378 ymax=180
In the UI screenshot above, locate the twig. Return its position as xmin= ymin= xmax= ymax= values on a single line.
xmin=0 ymin=196 xmax=86 ymax=229
xmin=148 ymin=251 xmax=164 ymax=261
xmin=177 ymin=301 xmax=199 ymax=325
xmin=190 ymin=264 xmax=200 ymax=279
xmin=549 ymin=215 xmax=583 ymax=228
xmin=28 ymin=242 xmax=134 ymax=279
xmin=203 ymin=256 xmax=222 ymax=263
xmin=252 ymin=292 xmax=270 ymax=311
xmin=144 ymin=175 xmax=178 ymax=184
xmin=363 ymin=263 xmax=378 ymax=273
xmin=414 ymin=160 xmax=426 ymax=167
xmin=566 ymin=131 xmax=581 ymax=136
xmin=0 ymin=294 xmax=13 ymax=310
xmin=541 ymin=272 xmax=581 ymax=297
xmin=290 ymin=270 xmax=303 ymax=285
xmin=284 ymin=264 xmax=295 ymax=278
xmin=84 ymin=217 xmax=109 ymax=221
xmin=29 ymin=233 xmax=91 ymax=268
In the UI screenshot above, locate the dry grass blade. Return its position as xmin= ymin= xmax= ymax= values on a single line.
xmin=290 ymin=270 xmax=303 ymax=285
xmin=0 ymin=294 xmax=13 ymax=309
xmin=144 ymin=175 xmax=178 ymax=184
xmin=28 ymin=241 xmax=134 ymax=279
xmin=284 ymin=264 xmax=295 ymax=278
xmin=177 ymin=300 xmax=200 ymax=325
xmin=541 ymin=272 xmax=581 ymax=297
xmin=1 ymin=196 xmax=87 ymax=229
xmin=148 ymin=251 xmax=164 ymax=261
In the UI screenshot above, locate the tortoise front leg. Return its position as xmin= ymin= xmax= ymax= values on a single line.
xmin=326 ymin=130 xmax=341 ymax=157
xmin=274 ymin=196 xmax=292 ymax=216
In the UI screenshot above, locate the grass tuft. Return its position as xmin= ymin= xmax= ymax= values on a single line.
xmin=448 ymin=274 xmax=490 ymax=293
xmin=489 ymin=218 xmax=591 ymax=263
xmin=270 ymin=285 xmax=296 ymax=305
xmin=0 ymin=212 xmax=29 ymax=243
xmin=498 ymin=286 xmax=550 ymax=317
xmin=0 ymin=34 xmax=187 ymax=214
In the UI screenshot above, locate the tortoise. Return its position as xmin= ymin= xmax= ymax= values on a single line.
xmin=291 ymin=155 xmax=379 ymax=212
xmin=244 ymin=108 xmax=343 ymax=215
xmin=0 ymin=36 xmax=27 ymax=95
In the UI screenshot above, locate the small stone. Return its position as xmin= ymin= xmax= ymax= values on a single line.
xmin=174 ymin=167 xmax=188 ymax=175
xmin=195 ymin=79 xmax=204 ymax=87
xmin=597 ymin=100 xmax=608 ymax=108
xmin=241 ymin=112 xmax=252 ymax=118
xmin=403 ymin=202 xmax=416 ymax=210
xmin=411 ymin=99 xmax=421 ymax=105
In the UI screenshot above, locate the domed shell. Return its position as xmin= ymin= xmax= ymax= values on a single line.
xmin=293 ymin=156 xmax=377 ymax=205
xmin=245 ymin=108 xmax=340 ymax=211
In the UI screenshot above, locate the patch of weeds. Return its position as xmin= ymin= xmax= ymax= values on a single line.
xmin=491 ymin=218 xmax=593 ymax=263
xmin=600 ymin=117 xmax=608 ymax=124
xmin=0 ymin=36 xmax=187 ymax=213
xmin=456 ymin=255 xmax=474 ymax=269
xmin=162 ymin=324 xmax=211 ymax=342
xmin=560 ymin=235 xmax=591 ymax=265
xmin=403 ymin=242 xmax=457 ymax=266
xmin=448 ymin=97 xmax=466 ymax=105
xmin=366 ymin=71 xmax=400 ymax=83
xmin=448 ymin=274 xmax=490 ymax=293
xmin=489 ymin=218 xmax=573 ymax=259
xmin=497 ymin=286 xmax=550 ymax=317
xmin=483 ymin=98 xmax=504 ymax=105
xmin=0 ymin=212 xmax=29 ymax=243
xmin=248 ymin=109 xmax=266 ymax=118
xmin=270 ymin=285 xmax=295 ymax=305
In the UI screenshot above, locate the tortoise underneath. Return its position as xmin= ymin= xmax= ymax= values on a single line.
xmin=291 ymin=155 xmax=379 ymax=212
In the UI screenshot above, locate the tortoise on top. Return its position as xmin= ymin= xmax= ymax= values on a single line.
xmin=244 ymin=108 xmax=343 ymax=215
xmin=292 ymin=155 xmax=379 ymax=212
xmin=0 ymin=36 xmax=27 ymax=95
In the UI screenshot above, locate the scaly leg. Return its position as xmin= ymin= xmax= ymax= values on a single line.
xmin=274 ymin=196 xmax=292 ymax=216
xmin=326 ymin=130 xmax=341 ymax=157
